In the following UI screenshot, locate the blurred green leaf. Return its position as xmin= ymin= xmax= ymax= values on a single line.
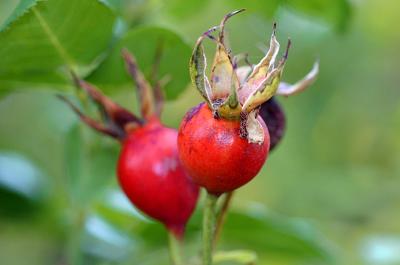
xmin=284 ymin=0 xmax=352 ymax=31
xmin=0 ymin=0 xmax=38 ymax=31
xmin=0 ymin=152 xmax=47 ymax=217
xmin=0 ymin=152 xmax=46 ymax=200
xmin=82 ymin=214 xmax=136 ymax=261
xmin=225 ymin=0 xmax=279 ymax=19
xmin=163 ymin=0 xmax=211 ymax=20
xmin=221 ymin=207 xmax=335 ymax=263
xmin=214 ymin=249 xmax=258 ymax=265
xmin=0 ymin=0 xmax=22 ymax=28
xmin=98 ymin=0 xmax=124 ymax=11
xmin=63 ymin=123 xmax=118 ymax=205
xmin=0 ymin=0 xmax=116 ymax=94
xmin=88 ymin=26 xmax=192 ymax=100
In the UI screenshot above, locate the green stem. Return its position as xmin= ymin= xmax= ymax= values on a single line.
xmin=168 ymin=231 xmax=183 ymax=265
xmin=203 ymin=192 xmax=219 ymax=265
xmin=213 ymin=191 xmax=234 ymax=249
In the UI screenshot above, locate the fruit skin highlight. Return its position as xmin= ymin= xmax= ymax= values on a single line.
xmin=60 ymin=50 xmax=199 ymax=238
xmin=178 ymin=103 xmax=269 ymax=195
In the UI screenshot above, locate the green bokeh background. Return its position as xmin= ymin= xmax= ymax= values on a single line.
xmin=0 ymin=0 xmax=399 ymax=265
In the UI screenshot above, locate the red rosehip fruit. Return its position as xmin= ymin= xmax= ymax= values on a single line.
xmin=178 ymin=103 xmax=269 ymax=195
xmin=60 ymin=50 xmax=199 ymax=238
xmin=118 ymin=117 xmax=198 ymax=236
xmin=178 ymin=10 xmax=318 ymax=195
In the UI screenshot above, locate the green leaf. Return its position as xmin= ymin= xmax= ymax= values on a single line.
xmin=88 ymin=26 xmax=192 ymax=100
xmin=0 ymin=0 xmax=116 ymax=94
xmin=0 ymin=0 xmax=39 ymax=31
xmin=0 ymin=0 xmax=22 ymax=29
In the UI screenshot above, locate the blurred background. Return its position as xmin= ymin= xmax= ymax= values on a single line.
xmin=0 ymin=0 xmax=399 ymax=264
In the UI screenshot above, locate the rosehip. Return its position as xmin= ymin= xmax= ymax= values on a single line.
xmin=60 ymin=50 xmax=199 ymax=238
xmin=178 ymin=10 xmax=319 ymax=195
xmin=178 ymin=103 xmax=269 ymax=195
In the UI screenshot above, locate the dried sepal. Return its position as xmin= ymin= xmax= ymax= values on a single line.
xmin=210 ymin=43 xmax=239 ymax=100
xmin=276 ymin=60 xmax=319 ymax=96
xmin=58 ymin=95 xmax=123 ymax=139
xmin=66 ymin=72 xmax=142 ymax=139
xmin=237 ymin=27 xmax=281 ymax=105
xmin=71 ymin=74 xmax=142 ymax=130
xmin=246 ymin=23 xmax=280 ymax=85
xmin=122 ymin=49 xmax=155 ymax=119
xmin=241 ymin=68 xmax=282 ymax=113
xmin=217 ymin=72 xmax=241 ymax=119
xmin=189 ymin=31 xmax=216 ymax=105
xmin=210 ymin=9 xmax=243 ymax=101
xmin=245 ymin=110 xmax=264 ymax=144
xmin=219 ymin=9 xmax=245 ymax=45
xmin=241 ymin=39 xmax=291 ymax=113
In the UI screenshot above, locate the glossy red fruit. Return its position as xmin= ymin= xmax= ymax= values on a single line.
xmin=178 ymin=103 xmax=270 ymax=195
xmin=60 ymin=50 xmax=199 ymax=238
xmin=118 ymin=117 xmax=198 ymax=237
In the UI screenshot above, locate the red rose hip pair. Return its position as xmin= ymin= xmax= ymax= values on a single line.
xmin=61 ymin=50 xmax=199 ymax=238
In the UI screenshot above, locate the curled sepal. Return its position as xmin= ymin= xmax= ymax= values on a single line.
xmin=65 ymin=73 xmax=142 ymax=140
xmin=219 ymin=9 xmax=245 ymax=45
xmin=71 ymin=74 xmax=142 ymax=131
xmin=210 ymin=10 xmax=243 ymax=101
xmin=246 ymin=23 xmax=280 ymax=85
xmin=122 ymin=49 xmax=155 ymax=119
xmin=241 ymin=40 xmax=291 ymax=113
xmin=58 ymin=95 xmax=124 ymax=139
xmin=277 ymin=60 xmax=319 ymax=96
xmin=244 ymin=110 xmax=264 ymax=144
xmin=189 ymin=28 xmax=219 ymax=105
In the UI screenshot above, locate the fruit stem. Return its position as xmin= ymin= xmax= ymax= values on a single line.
xmin=213 ymin=191 xmax=234 ymax=249
xmin=203 ymin=192 xmax=219 ymax=265
xmin=168 ymin=231 xmax=184 ymax=265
